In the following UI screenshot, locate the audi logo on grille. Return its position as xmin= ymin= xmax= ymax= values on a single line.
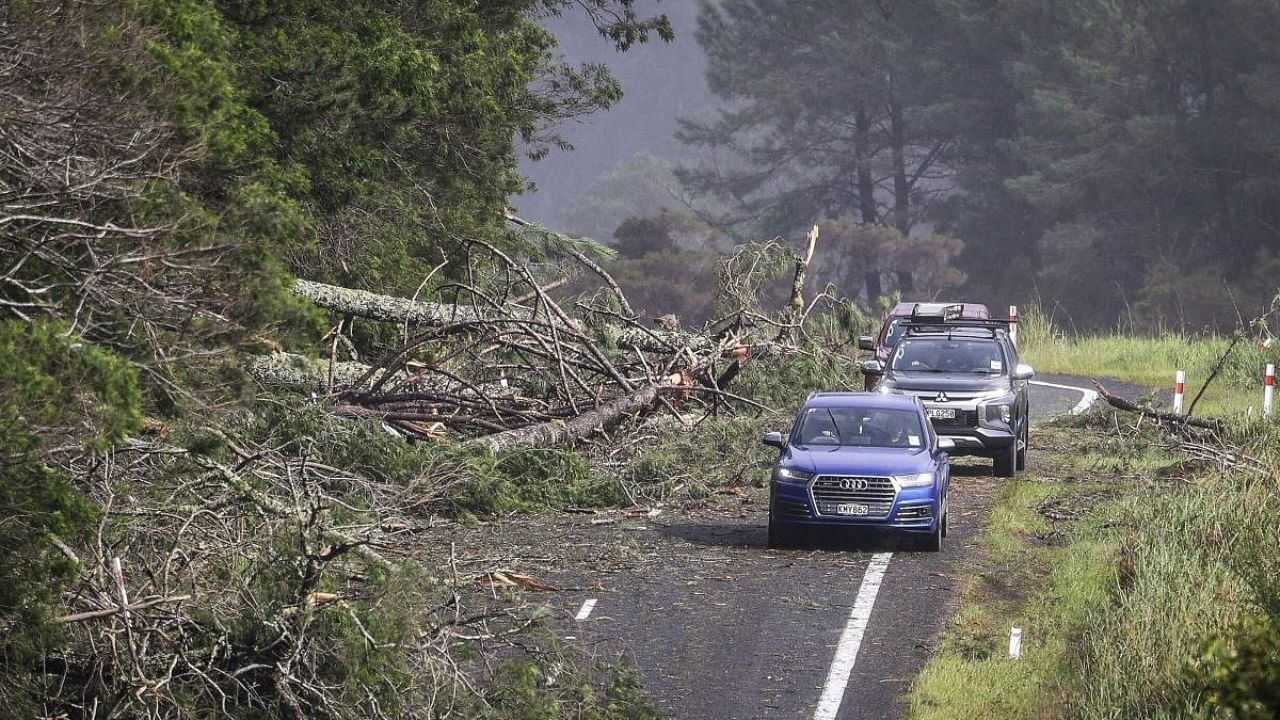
xmin=838 ymin=478 xmax=869 ymax=490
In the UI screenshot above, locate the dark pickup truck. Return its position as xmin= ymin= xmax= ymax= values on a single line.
xmin=861 ymin=308 xmax=1033 ymax=477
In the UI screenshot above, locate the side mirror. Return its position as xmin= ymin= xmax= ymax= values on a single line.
xmin=858 ymin=335 xmax=876 ymax=352
xmin=937 ymin=437 xmax=956 ymax=452
xmin=1013 ymin=363 xmax=1035 ymax=380
xmin=860 ymin=359 xmax=883 ymax=376
xmin=761 ymin=431 xmax=786 ymax=449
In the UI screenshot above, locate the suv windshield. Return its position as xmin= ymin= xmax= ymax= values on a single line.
xmin=890 ymin=337 xmax=1006 ymax=374
xmin=793 ymin=406 xmax=925 ymax=448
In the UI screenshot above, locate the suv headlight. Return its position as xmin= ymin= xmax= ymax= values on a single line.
xmin=773 ymin=467 xmax=815 ymax=483
xmin=893 ymin=472 xmax=935 ymax=489
xmin=876 ymin=382 xmax=900 ymax=395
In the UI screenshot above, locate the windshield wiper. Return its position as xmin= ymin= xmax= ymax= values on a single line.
xmin=825 ymin=408 xmax=842 ymax=444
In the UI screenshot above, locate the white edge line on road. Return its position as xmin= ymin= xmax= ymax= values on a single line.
xmin=812 ymin=552 xmax=893 ymax=720
xmin=574 ymin=598 xmax=597 ymax=622
xmin=1030 ymin=380 xmax=1099 ymax=415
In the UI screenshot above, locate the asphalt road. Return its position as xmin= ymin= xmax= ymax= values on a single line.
xmin=547 ymin=376 xmax=1107 ymax=720
xmin=426 ymin=376 xmax=1134 ymax=719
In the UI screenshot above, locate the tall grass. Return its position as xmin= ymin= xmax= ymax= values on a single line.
xmin=907 ymin=419 xmax=1280 ymax=719
xmin=1019 ymin=304 xmax=1274 ymax=417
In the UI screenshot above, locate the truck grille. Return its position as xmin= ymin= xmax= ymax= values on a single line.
xmin=811 ymin=476 xmax=895 ymax=519
xmin=929 ymin=409 xmax=979 ymax=428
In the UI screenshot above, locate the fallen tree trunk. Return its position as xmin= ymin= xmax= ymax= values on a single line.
xmin=250 ymin=353 xmax=376 ymax=392
xmin=294 ymin=279 xmax=492 ymax=325
xmin=470 ymin=383 xmax=664 ymax=454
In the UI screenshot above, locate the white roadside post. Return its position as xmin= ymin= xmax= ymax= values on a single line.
xmin=1265 ymin=364 xmax=1275 ymax=419
xmin=1173 ymin=370 xmax=1186 ymax=414
xmin=1008 ymin=305 xmax=1019 ymax=348
xmin=1009 ymin=627 xmax=1023 ymax=659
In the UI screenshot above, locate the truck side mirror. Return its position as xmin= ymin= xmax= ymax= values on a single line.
xmin=1012 ymin=363 xmax=1035 ymax=380
xmin=858 ymin=335 xmax=875 ymax=351
xmin=860 ymin=360 xmax=883 ymax=376
xmin=761 ymin=431 xmax=786 ymax=449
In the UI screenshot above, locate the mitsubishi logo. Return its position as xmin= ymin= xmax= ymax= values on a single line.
xmin=935 ymin=392 xmax=950 ymax=403
xmin=838 ymin=478 xmax=869 ymax=490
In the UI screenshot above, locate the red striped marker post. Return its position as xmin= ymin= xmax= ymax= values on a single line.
xmin=1265 ymin=364 xmax=1275 ymax=419
xmin=1174 ymin=370 xmax=1186 ymax=414
xmin=1009 ymin=305 xmax=1019 ymax=347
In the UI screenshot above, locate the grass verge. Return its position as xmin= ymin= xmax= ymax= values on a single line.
xmin=906 ymin=416 xmax=1280 ymax=719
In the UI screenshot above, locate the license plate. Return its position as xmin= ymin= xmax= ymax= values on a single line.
xmin=927 ymin=408 xmax=956 ymax=419
xmin=837 ymin=503 xmax=869 ymax=516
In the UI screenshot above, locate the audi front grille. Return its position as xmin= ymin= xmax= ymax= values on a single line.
xmin=810 ymin=476 xmax=896 ymax=519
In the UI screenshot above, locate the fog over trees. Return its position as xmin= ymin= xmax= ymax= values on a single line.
xmin=522 ymin=0 xmax=1280 ymax=331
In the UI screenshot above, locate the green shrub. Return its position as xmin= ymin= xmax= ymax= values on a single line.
xmin=1191 ymin=613 xmax=1280 ymax=720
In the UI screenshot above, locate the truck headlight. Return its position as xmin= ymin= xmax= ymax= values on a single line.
xmin=773 ymin=467 xmax=815 ymax=483
xmin=893 ymin=472 xmax=935 ymax=489
xmin=980 ymin=394 xmax=1015 ymax=424
xmin=984 ymin=403 xmax=1012 ymax=423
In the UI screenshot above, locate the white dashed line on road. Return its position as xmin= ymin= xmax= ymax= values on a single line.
xmin=574 ymin=598 xmax=598 ymax=621
xmin=813 ymin=552 xmax=893 ymax=720
xmin=1031 ymin=379 xmax=1099 ymax=415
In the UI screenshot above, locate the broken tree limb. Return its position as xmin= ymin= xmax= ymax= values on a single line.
xmin=778 ymin=225 xmax=820 ymax=342
xmin=1094 ymin=381 xmax=1224 ymax=431
xmin=469 ymin=383 xmax=664 ymax=453
xmin=54 ymin=595 xmax=192 ymax=624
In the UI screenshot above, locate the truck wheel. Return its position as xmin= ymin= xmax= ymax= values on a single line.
xmin=1015 ymin=422 xmax=1028 ymax=472
xmin=994 ymin=443 xmax=1016 ymax=477
xmin=940 ymin=511 xmax=948 ymax=538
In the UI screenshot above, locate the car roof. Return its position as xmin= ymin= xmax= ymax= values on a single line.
xmin=887 ymin=302 xmax=990 ymax=319
xmin=803 ymin=392 xmax=921 ymax=410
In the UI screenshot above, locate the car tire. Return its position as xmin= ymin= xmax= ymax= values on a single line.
xmin=918 ymin=522 xmax=942 ymax=552
xmin=1015 ymin=420 xmax=1028 ymax=472
xmin=768 ymin=520 xmax=797 ymax=549
xmin=994 ymin=442 xmax=1016 ymax=477
xmin=940 ymin=511 xmax=948 ymax=538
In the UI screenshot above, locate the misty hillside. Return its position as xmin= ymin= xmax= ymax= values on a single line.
xmin=516 ymin=0 xmax=714 ymax=228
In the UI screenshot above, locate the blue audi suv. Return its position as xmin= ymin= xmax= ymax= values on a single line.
xmin=762 ymin=392 xmax=953 ymax=551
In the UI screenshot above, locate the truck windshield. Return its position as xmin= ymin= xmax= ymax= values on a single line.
xmin=793 ymin=407 xmax=925 ymax=448
xmin=890 ymin=338 xmax=1005 ymax=374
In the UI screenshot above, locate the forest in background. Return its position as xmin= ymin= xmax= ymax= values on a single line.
xmin=548 ymin=0 xmax=1280 ymax=332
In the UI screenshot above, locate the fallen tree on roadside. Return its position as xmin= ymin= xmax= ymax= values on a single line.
xmin=260 ymin=226 xmax=838 ymax=449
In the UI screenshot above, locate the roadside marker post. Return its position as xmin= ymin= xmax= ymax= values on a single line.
xmin=1009 ymin=627 xmax=1023 ymax=659
xmin=1174 ymin=370 xmax=1186 ymax=414
xmin=1265 ymin=364 xmax=1275 ymax=419
xmin=1008 ymin=305 xmax=1019 ymax=347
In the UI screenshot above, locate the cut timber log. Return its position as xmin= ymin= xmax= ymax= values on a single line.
xmin=471 ymin=384 xmax=664 ymax=454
